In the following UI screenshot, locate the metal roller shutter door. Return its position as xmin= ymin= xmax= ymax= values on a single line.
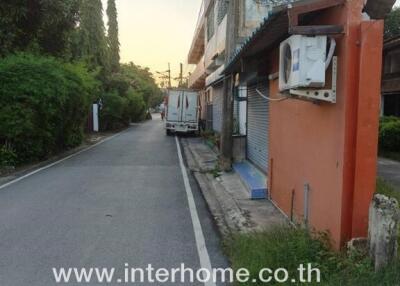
xmin=247 ymin=83 xmax=269 ymax=173
xmin=212 ymin=85 xmax=223 ymax=133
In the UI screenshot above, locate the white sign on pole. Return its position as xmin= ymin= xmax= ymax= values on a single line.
xmin=93 ymin=104 xmax=99 ymax=132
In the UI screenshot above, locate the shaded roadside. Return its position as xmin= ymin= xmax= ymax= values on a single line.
xmin=0 ymin=129 xmax=128 ymax=187
xmin=378 ymin=157 xmax=400 ymax=191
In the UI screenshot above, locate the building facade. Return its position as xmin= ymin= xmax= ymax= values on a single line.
xmin=188 ymin=0 xmax=271 ymax=137
xmin=187 ymin=0 xmax=386 ymax=249
xmin=382 ymin=36 xmax=400 ymax=117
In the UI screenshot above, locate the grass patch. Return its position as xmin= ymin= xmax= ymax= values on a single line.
xmin=211 ymin=165 xmax=222 ymax=178
xmin=376 ymin=177 xmax=400 ymax=203
xmin=201 ymin=129 xmax=220 ymax=150
xmin=225 ymin=226 xmax=400 ymax=285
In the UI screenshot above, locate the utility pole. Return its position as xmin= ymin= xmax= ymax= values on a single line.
xmin=220 ymin=0 xmax=238 ymax=171
xmin=168 ymin=63 xmax=171 ymax=88
xmin=156 ymin=64 xmax=172 ymax=88
xmin=179 ymin=63 xmax=183 ymax=87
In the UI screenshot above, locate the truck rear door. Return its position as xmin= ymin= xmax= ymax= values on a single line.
xmin=182 ymin=91 xmax=198 ymax=123
xmin=167 ymin=90 xmax=183 ymax=122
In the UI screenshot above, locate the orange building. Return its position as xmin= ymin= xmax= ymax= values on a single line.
xmin=223 ymin=0 xmax=384 ymax=249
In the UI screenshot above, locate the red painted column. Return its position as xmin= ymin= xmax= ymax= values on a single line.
xmin=351 ymin=20 xmax=384 ymax=237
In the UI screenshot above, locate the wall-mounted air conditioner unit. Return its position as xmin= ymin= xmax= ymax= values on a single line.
xmin=279 ymin=35 xmax=327 ymax=91
xmin=278 ymin=35 xmax=338 ymax=103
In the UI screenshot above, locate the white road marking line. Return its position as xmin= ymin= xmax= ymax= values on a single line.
xmin=0 ymin=130 xmax=127 ymax=191
xmin=175 ymin=137 xmax=216 ymax=286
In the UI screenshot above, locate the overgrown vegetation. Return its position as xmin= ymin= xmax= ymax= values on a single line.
xmin=0 ymin=144 xmax=17 ymax=169
xmin=226 ymin=178 xmax=400 ymax=285
xmin=0 ymin=0 xmax=162 ymax=168
xmin=379 ymin=116 xmax=400 ymax=161
xmin=201 ymin=130 xmax=220 ymax=149
xmin=226 ymin=226 xmax=400 ymax=285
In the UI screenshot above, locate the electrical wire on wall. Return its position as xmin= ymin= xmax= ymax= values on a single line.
xmin=235 ymin=86 xmax=289 ymax=102
xmin=255 ymin=89 xmax=289 ymax=102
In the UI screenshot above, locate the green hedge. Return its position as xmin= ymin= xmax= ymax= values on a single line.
xmin=99 ymin=89 xmax=146 ymax=131
xmin=379 ymin=116 xmax=400 ymax=152
xmin=126 ymin=89 xmax=146 ymax=122
xmin=0 ymin=54 xmax=98 ymax=165
xmin=100 ymin=92 xmax=129 ymax=131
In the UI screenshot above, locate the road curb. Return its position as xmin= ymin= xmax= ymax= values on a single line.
xmin=181 ymin=138 xmax=253 ymax=238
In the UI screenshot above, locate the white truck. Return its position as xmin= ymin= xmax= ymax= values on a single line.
xmin=165 ymin=89 xmax=199 ymax=135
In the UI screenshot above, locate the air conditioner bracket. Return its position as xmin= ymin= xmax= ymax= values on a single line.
xmin=289 ymin=56 xmax=338 ymax=104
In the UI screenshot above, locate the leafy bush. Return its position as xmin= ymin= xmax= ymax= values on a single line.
xmin=0 ymin=144 xmax=17 ymax=168
xmin=99 ymin=88 xmax=147 ymax=131
xmin=126 ymin=89 xmax=146 ymax=122
xmin=105 ymin=72 xmax=130 ymax=96
xmin=60 ymin=62 xmax=99 ymax=148
xmin=100 ymin=92 xmax=128 ymax=130
xmin=144 ymin=111 xmax=152 ymax=120
xmin=380 ymin=116 xmax=399 ymax=127
xmin=0 ymin=54 xmax=97 ymax=164
xmin=379 ymin=116 xmax=400 ymax=152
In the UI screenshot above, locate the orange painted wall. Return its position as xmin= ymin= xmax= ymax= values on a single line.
xmin=267 ymin=1 xmax=383 ymax=248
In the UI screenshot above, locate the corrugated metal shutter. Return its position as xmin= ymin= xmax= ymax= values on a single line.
xmin=212 ymin=85 xmax=223 ymax=133
xmin=247 ymin=82 xmax=269 ymax=173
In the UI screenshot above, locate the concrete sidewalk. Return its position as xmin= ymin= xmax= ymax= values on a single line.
xmin=181 ymin=137 xmax=287 ymax=237
xmin=378 ymin=157 xmax=400 ymax=191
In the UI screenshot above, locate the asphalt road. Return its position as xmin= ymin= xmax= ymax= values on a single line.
xmin=378 ymin=157 xmax=400 ymax=191
xmin=0 ymin=115 xmax=228 ymax=286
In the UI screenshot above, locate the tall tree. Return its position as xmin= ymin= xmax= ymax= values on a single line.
xmin=78 ymin=0 xmax=109 ymax=70
xmin=385 ymin=7 xmax=400 ymax=39
xmin=0 ymin=0 xmax=80 ymax=58
xmin=107 ymin=0 xmax=120 ymax=72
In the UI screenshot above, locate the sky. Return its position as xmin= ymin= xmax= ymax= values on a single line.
xmin=103 ymin=0 xmax=400 ymax=82
xmin=102 ymin=0 xmax=201 ymax=83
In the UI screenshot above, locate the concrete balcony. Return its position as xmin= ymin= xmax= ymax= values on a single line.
xmin=188 ymin=56 xmax=207 ymax=90
xmin=187 ymin=0 xmax=212 ymax=64
xmin=206 ymin=64 xmax=224 ymax=87
xmin=188 ymin=22 xmax=205 ymax=64
xmin=204 ymin=15 xmax=227 ymax=72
